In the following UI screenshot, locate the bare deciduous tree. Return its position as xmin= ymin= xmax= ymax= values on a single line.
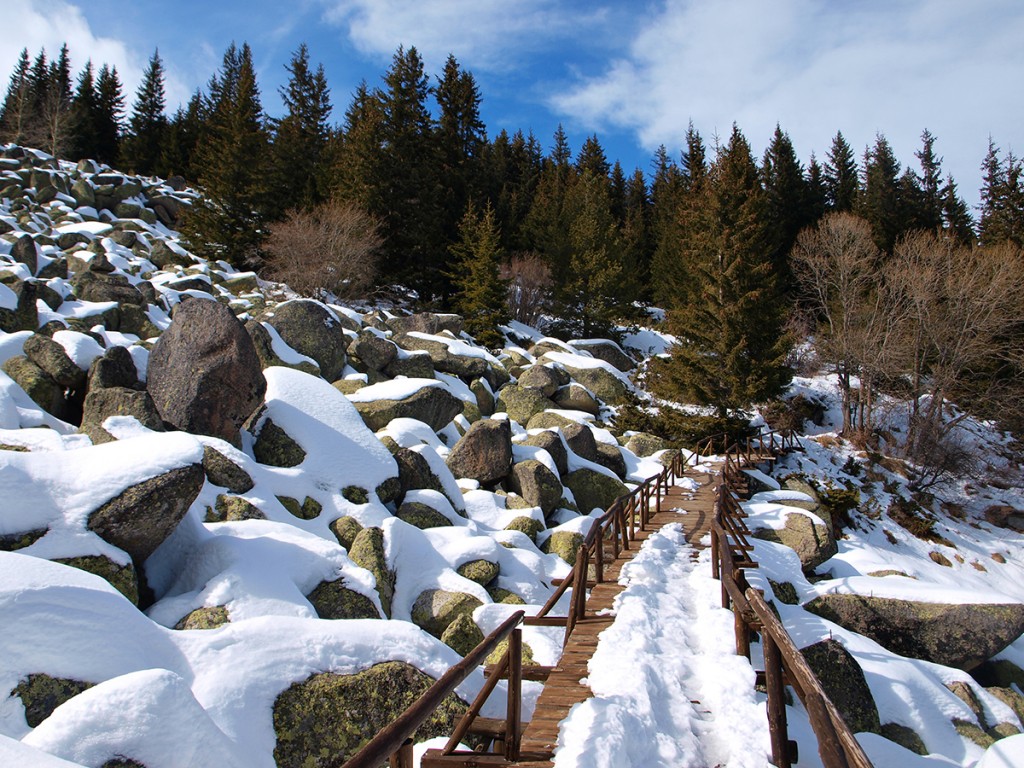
xmin=261 ymin=199 xmax=381 ymax=300
xmin=501 ymin=251 xmax=552 ymax=327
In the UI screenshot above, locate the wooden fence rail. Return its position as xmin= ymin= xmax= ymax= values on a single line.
xmin=708 ymin=429 xmax=874 ymax=768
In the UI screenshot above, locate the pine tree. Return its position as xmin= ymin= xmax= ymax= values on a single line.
xmin=332 ymin=80 xmax=384 ymax=209
xmin=374 ymin=45 xmax=442 ymax=296
xmin=622 ymin=167 xmax=653 ymax=300
xmin=68 ymin=61 xmax=99 ymax=160
xmin=448 ymin=202 xmax=508 ymax=347
xmin=181 ymin=42 xmax=269 ymax=267
xmin=121 ymin=51 xmax=168 ymax=175
xmin=857 ymin=133 xmax=905 ymax=252
xmin=805 ymin=153 xmax=827 ymax=223
xmin=161 ymin=90 xmax=204 ymax=180
xmin=0 ymin=49 xmax=32 ymax=144
xmin=940 ymin=175 xmax=975 ymax=246
xmin=40 ymin=44 xmax=73 ymax=156
xmin=824 ymin=131 xmax=858 ymax=212
xmin=270 ymin=43 xmax=332 ymax=211
xmin=94 ymin=65 xmax=124 ymax=164
xmin=662 ymin=125 xmax=790 ymax=415
xmin=761 ymin=124 xmax=809 ymax=293
xmin=480 ymin=128 xmax=541 ymax=252
xmin=913 ymin=129 xmax=944 ymax=232
xmin=978 ymin=140 xmax=1024 ymax=247
xmin=524 ymin=126 xmax=576 ymax=282
xmin=576 ymin=134 xmax=610 ymax=180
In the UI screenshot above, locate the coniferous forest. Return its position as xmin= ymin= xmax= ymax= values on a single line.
xmin=3 ymin=41 xmax=1024 ymax=442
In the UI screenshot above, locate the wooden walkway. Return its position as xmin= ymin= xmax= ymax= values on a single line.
xmin=514 ymin=461 xmax=723 ymax=766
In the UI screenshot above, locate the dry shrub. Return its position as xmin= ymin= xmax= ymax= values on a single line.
xmin=262 ymin=199 xmax=381 ymax=300
xmin=501 ymin=252 xmax=552 ymax=326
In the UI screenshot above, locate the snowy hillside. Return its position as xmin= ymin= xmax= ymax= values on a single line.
xmin=1 ymin=143 xmax=1023 ymax=768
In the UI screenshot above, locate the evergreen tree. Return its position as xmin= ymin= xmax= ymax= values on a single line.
xmin=448 ymin=202 xmax=508 ymax=347
xmin=332 ymin=80 xmax=384 ymax=209
xmin=913 ymin=129 xmax=944 ymax=232
xmin=481 ymin=128 xmax=542 ymax=252
xmin=374 ymin=45 xmax=442 ymax=295
xmin=270 ymin=43 xmax=332 ymax=211
xmin=648 ymin=144 xmax=685 ymax=308
xmin=761 ymin=124 xmax=809 ymax=292
xmin=857 ymin=133 xmax=905 ymax=252
xmin=576 ymin=134 xmax=610 ymax=180
xmin=805 ymin=153 xmax=827 ymax=223
xmin=435 ymin=54 xmax=486 ymax=266
xmin=979 ymin=140 xmax=1024 ymax=247
xmin=662 ymin=125 xmax=790 ymax=415
xmin=161 ymin=90 xmax=204 ymax=180
xmin=622 ymin=166 xmax=653 ymax=300
xmin=681 ymin=121 xmax=708 ymax=192
xmin=181 ymin=42 xmax=269 ymax=267
xmin=524 ymin=126 xmax=576 ymax=281
xmin=122 ymin=51 xmax=168 ymax=175
xmin=940 ymin=174 xmax=975 ymax=246
xmin=68 ymin=60 xmax=99 ymax=160
xmin=0 ymin=49 xmax=32 ymax=144
xmin=40 ymin=44 xmax=73 ymax=155
xmin=94 ymin=65 xmax=124 ymax=164
xmin=824 ymin=131 xmax=858 ymax=212
xmin=609 ymin=160 xmax=627 ymax=223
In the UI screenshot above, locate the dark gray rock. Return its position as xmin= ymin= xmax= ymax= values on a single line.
xmin=352 ymin=384 xmax=463 ymax=432
xmin=87 ymin=345 xmax=137 ymax=390
xmin=518 ymin=364 xmax=568 ymax=398
xmin=508 ymin=460 xmax=563 ymax=514
xmin=348 ymin=331 xmax=398 ymax=372
xmin=445 ymin=418 xmax=512 ymax=485
xmin=147 ymin=298 xmax=266 ymax=447
xmin=201 ymin=446 xmax=254 ymax=493
xmin=10 ymin=234 xmax=38 ymax=275
xmin=568 ymin=339 xmax=635 ymax=372
xmin=23 ymin=334 xmax=85 ymax=389
xmin=563 ymin=422 xmax=600 ymax=463
xmin=564 ymin=467 xmax=628 ymax=515
xmin=260 ymin=299 xmax=348 ymax=382
xmin=801 ymin=639 xmax=880 ymax=734
xmin=522 ymin=430 xmax=569 ymax=476
xmin=87 ymin=463 xmax=205 ymax=563
xmin=80 ymin=387 xmax=164 ymax=444
xmin=495 ymin=383 xmax=556 ymax=424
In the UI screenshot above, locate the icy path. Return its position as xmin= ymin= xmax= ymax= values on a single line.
xmin=551 ymin=523 xmax=771 ymax=768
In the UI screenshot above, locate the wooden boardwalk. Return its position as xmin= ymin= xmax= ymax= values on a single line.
xmin=514 ymin=462 xmax=722 ymax=766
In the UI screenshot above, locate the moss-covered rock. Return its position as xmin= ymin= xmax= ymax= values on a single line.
xmin=800 ymin=639 xmax=880 ymax=734
xmin=352 ymin=384 xmax=464 ymax=432
xmin=201 ymin=446 xmax=254 ymax=493
xmin=971 ymin=659 xmax=1024 ymax=690
xmin=768 ymin=579 xmax=799 ymax=605
xmin=508 ymin=460 xmax=563 ymax=515
xmin=456 ymin=559 xmax=499 ymax=586
xmin=277 ymin=495 xmax=322 ymax=520
xmin=804 ymin=594 xmax=1024 ymax=671
xmin=174 ymin=605 xmax=230 ymax=630
xmin=79 ymin=387 xmax=165 ymax=445
xmin=521 ymin=430 xmax=569 ymax=476
xmin=525 ymin=411 xmax=577 ymax=431
xmin=349 ymin=527 xmax=394 ymax=618
xmin=54 ymin=555 xmax=139 ymax=605
xmin=563 ymin=468 xmax=628 ymax=515
xmin=624 ymin=432 xmax=670 ymax=458
xmin=495 ymin=384 xmax=556 ymax=424
xmin=487 ymin=586 xmax=526 ymax=605
xmin=206 ymin=495 xmax=265 ymax=523
xmin=988 ymin=686 xmax=1024 ymax=725
xmin=2 ymin=355 xmax=67 ymax=418
xmin=259 ymin=299 xmax=349 ymax=381
xmin=13 ymin=674 xmax=94 ymax=727
xmin=440 ymin=612 xmax=485 ymax=657
xmin=342 ymin=485 xmax=368 ymax=505
xmin=272 ymin=662 xmax=467 ymax=768
xmin=307 ymin=579 xmax=380 ymax=620
xmin=396 ymin=501 xmax=451 ymax=529
xmin=253 ymin=418 xmax=306 ymax=467
xmin=954 ymin=718 xmax=994 ymax=748
xmin=0 ymin=527 xmax=47 ymax=551
xmin=880 ymin=722 xmax=927 ymax=755
xmin=411 ymin=589 xmax=483 ymax=639
xmin=485 ymin=637 xmax=537 ymax=667
xmin=751 ymin=509 xmax=837 ymax=572
xmin=374 ymin=476 xmax=402 ymax=505
xmin=542 ymin=531 xmax=585 ymax=566
xmin=329 ymin=516 xmax=362 ymax=551
xmin=504 ymin=515 xmax=545 ymax=542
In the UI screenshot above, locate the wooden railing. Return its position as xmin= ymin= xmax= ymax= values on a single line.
xmin=342 ymin=446 xmax=688 ymax=767
xmin=710 ymin=429 xmax=874 ymax=768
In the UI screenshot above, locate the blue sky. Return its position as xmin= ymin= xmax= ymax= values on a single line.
xmin=5 ymin=0 xmax=1024 ymax=209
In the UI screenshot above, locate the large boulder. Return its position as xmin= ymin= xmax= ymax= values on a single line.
xmin=541 ymin=354 xmax=630 ymax=404
xmin=348 ymin=527 xmax=394 ymax=619
xmin=350 ymin=381 xmax=463 ymax=432
xmin=244 ymin=320 xmax=320 ymax=376
xmin=803 ymin=594 xmax=1024 ymax=671
xmin=79 ymin=387 xmax=164 ymax=444
xmin=87 ymin=463 xmax=205 ymax=563
xmin=445 ymin=418 xmax=512 ymax=485
xmin=259 ymin=299 xmax=349 ymax=381
xmin=0 ymin=278 xmax=39 ymax=332
xmin=568 ymin=339 xmax=635 ymax=372
xmin=508 ymin=460 xmax=563 ymax=515
xmin=1 ymin=356 xmax=68 ymax=419
xmin=386 ymin=312 xmax=463 ymax=337
xmin=800 ymin=639 xmax=881 ymax=735
xmin=347 ymin=331 xmax=398 ymax=373
xmin=23 ymin=334 xmax=85 ymax=390
xmin=751 ymin=508 xmax=838 ymax=571
xmin=522 ymin=431 xmax=569 ymax=476
xmin=564 ymin=467 xmax=628 ymax=515
xmin=563 ymin=422 xmax=600 ymax=462
xmin=553 ymin=383 xmax=600 ymax=416
xmin=411 ymin=589 xmax=483 ymax=639
xmin=273 ymin=663 xmax=466 ymax=768
xmin=306 ymin=579 xmax=380 ymax=620
xmin=147 ymin=298 xmax=266 ymax=447
xmin=518 ymin=364 xmax=569 ymax=398
xmin=394 ymin=333 xmax=488 ymax=379
xmin=88 ymin=345 xmax=139 ymax=390
xmin=495 ymin=383 xmax=556 ymax=424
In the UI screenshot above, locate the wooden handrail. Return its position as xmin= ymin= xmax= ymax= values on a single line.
xmin=341 ymin=611 xmax=525 ymax=768
xmin=710 ymin=427 xmax=873 ymax=768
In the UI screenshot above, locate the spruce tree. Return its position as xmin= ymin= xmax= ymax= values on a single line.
xmin=332 ymin=80 xmax=384 ymax=210
xmin=805 ymin=153 xmax=828 ymax=223
xmin=913 ymin=129 xmax=944 ymax=232
xmin=940 ymin=175 xmax=975 ymax=245
xmin=94 ymin=65 xmax=124 ymax=164
xmin=649 ymin=143 xmax=686 ymax=308
xmin=68 ymin=61 xmax=99 ymax=160
xmin=978 ymin=140 xmax=1024 ymax=247
xmin=662 ymin=125 xmax=790 ymax=415
xmin=824 ymin=131 xmax=858 ymax=212
xmin=181 ymin=42 xmax=269 ymax=267
xmin=576 ymin=134 xmax=610 ymax=180
xmin=524 ymin=126 xmax=576 ymax=283
xmin=0 ymin=49 xmax=32 ymax=144
xmin=761 ymin=124 xmax=809 ymax=293
xmin=480 ymin=128 xmax=541 ymax=252
xmin=122 ymin=51 xmax=168 ymax=175
xmin=448 ymin=202 xmax=508 ymax=348
xmin=40 ymin=44 xmax=73 ymax=156
xmin=857 ymin=133 xmax=905 ymax=252
xmin=161 ymin=90 xmax=204 ymax=180
xmin=270 ymin=43 xmax=332 ymax=211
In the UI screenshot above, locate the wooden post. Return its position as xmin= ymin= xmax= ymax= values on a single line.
xmin=764 ymin=634 xmax=790 ymax=768
xmin=388 ymin=739 xmax=414 ymax=768
xmin=734 ymin=594 xmax=750 ymax=659
xmin=505 ymin=629 xmax=522 ymax=760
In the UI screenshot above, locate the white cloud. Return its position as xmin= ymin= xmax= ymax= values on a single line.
xmin=317 ymin=0 xmax=599 ymax=73
xmin=552 ymin=0 xmax=1024 ymax=207
xmin=0 ymin=0 xmax=192 ymax=119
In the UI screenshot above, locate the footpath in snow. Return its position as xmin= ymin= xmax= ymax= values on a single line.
xmin=551 ymin=523 xmax=770 ymax=768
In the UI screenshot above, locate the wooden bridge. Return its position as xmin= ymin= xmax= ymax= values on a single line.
xmin=341 ymin=430 xmax=874 ymax=768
